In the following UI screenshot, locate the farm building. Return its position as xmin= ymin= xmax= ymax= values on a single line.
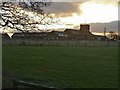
xmin=64 ymin=24 xmax=95 ymax=40
xmin=2 ymin=24 xmax=110 ymax=41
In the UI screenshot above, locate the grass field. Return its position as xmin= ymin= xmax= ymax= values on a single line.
xmin=2 ymin=45 xmax=118 ymax=88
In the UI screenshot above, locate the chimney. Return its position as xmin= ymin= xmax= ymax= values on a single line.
xmin=80 ymin=24 xmax=90 ymax=31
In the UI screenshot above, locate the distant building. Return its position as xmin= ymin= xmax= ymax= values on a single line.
xmin=12 ymin=32 xmax=49 ymax=40
xmin=64 ymin=24 xmax=94 ymax=40
xmin=48 ymin=31 xmax=66 ymax=40
xmin=79 ymin=24 xmax=90 ymax=31
xmin=2 ymin=24 xmax=110 ymax=41
xmin=94 ymin=35 xmax=109 ymax=41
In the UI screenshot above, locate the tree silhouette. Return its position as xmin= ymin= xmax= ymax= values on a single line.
xmin=107 ymin=31 xmax=118 ymax=40
xmin=0 ymin=1 xmax=58 ymax=33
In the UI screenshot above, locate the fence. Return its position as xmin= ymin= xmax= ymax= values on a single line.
xmin=2 ymin=38 xmax=119 ymax=47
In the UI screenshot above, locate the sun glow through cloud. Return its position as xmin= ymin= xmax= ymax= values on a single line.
xmin=60 ymin=1 xmax=118 ymax=25
xmin=80 ymin=2 xmax=118 ymax=23
xmin=57 ymin=1 xmax=118 ymax=33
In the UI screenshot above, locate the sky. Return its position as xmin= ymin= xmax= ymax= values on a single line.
xmin=43 ymin=0 xmax=119 ymax=35
xmin=0 ymin=0 xmax=119 ymax=36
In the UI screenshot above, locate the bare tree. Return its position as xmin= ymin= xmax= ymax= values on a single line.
xmin=0 ymin=1 xmax=58 ymax=33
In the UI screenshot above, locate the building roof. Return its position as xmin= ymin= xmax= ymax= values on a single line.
xmin=64 ymin=29 xmax=80 ymax=35
xmin=51 ymin=30 xmax=65 ymax=36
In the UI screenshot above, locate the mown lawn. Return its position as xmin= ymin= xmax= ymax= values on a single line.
xmin=2 ymin=45 xmax=118 ymax=88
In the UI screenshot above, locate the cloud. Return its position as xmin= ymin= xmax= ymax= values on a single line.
xmin=44 ymin=0 xmax=119 ymax=15
xmin=43 ymin=0 xmax=118 ymax=18
xmin=44 ymin=2 xmax=82 ymax=17
xmin=42 ymin=1 xmax=119 ymax=33
xmin=88 ymin=0 xmax=119 ymax=3
xmin=88 ymin=0 xmax=118 ymax=2
xmin=50 ymin=0 xmax=118 ymax=3
xmin=50 ymin=0 xmax=89 ymax=2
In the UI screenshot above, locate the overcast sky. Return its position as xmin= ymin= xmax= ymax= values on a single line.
xmin=43 ymin=0 xmax=119 ymax=34
xmin=0 ymin=0 xmax=119 ymax=34
xmin=44 ymin=0 xmax=119 ymax=17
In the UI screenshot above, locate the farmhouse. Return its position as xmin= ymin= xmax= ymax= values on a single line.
xmin=2 ymin=24 xmax=110 ymax=41
xmin=12 ymin=32 xmax=49 ymax=40
xmin=47 ymin=31 xmax=66 ymax=40
xmin=64 ymin=24 xmax=94 ymax=40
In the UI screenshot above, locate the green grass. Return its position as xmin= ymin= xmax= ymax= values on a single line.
xmin=2 ymin=45 xmax=118 ymax=88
